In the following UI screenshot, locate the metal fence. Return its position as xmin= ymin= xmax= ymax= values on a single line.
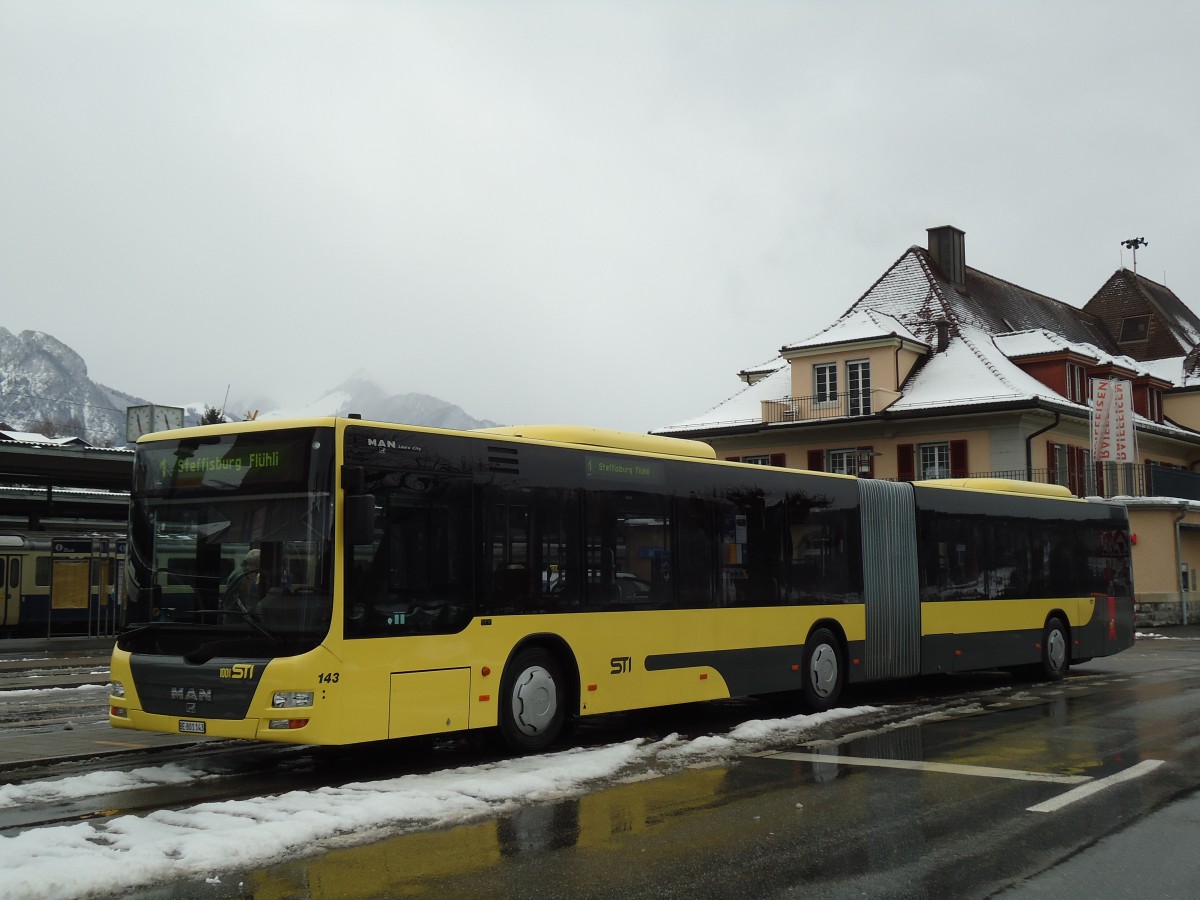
xmin=763 ymin=391 xmax=882 ymax=423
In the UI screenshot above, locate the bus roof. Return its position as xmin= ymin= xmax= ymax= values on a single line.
xmin=913 ymin=477 xmax=1076 ymax=499
xmin=135 ymin=418 xmax=719 ymax=461
xmin=474 ymin=425 xmax=717 ymax=460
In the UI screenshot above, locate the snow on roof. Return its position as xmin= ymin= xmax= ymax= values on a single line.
xmin=1140 ymin=355 xmax=1195 ymax=386
xmin=656 ymin=363 xmax=790 ymax=433
xmin=781 ymin=307 xmax=923 ymax=352
xmin=891 ymin=326 xmax=1081 ymax=411
xmin=852 ymin=249 xmax=944 ymax=327
xmin=659 ymin=240 xmax=1200 ymax=435
xmin=0 ymin=430 xmax=91 ymax=447
xmin=992 ymin=329 xmax=1073 ymax=359
xmin=992 ymin=330 xmax=1151 ymax=376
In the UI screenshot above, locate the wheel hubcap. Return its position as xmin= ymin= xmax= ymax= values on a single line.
xmin=809 ymin=644 xmax=838 ymax=698
xmin=1047 ymin=629 xmax=1066 ymax=671
xmin=511 ymin=665 xmax=557 ymax=735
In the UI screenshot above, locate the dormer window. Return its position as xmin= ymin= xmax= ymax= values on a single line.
xmin=1065 ymin=362 xmax=1086 ymax=403
xmin=814 ymin=363 xmax=838 ymax=404
xmin=1119 ymin=315 xmax=1150 ymax=343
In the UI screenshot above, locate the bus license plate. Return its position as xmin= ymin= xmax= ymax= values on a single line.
xmin=179 ymin=720 xmax=206 ymax=734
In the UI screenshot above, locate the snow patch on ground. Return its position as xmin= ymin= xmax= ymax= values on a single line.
xmin=0 ymin=706 xmax=877 ymax=899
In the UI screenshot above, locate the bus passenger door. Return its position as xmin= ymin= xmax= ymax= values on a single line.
xmin=0 ymin=556 xmax=20 ymax=629
xmin=858 ymin=480 xmax=921 ymax=680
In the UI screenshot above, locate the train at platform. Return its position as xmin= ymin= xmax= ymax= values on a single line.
xmin=0 ymin=532 xmax=126 ymax=638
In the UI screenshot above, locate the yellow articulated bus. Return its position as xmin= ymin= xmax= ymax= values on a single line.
xmin=109 ymin=418 xmax=1134 ymax=752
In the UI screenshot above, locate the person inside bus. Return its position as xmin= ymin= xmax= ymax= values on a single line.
xmin=223 ymin=548 xmax=262 ymax=609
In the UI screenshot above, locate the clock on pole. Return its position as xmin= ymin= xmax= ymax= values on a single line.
xmin=125 ymin=404 xmax=185 ymax=443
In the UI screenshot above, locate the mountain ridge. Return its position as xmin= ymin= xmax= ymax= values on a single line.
xmin=0 ymin=328 xmax=496 ymax=446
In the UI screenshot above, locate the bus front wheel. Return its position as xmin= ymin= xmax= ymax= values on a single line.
xmin=499 ymin=647 xmax=566 ymax=754
xmin=802 ymin=628 xmax=844 ymax=711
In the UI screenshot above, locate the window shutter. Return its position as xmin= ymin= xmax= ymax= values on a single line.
xmin=897 ymin=444 xmax=915 ymax=481
xmin=857 ymin=446 xmax=874 ymax=478
xmin=1047 ymin=442 xmax=1058 ymax=484
xmin=770 ymin=453 xmax=786 ymax=467
xmin=950 ymin=440 xmax=969 ymax=478
xmin=725 ymin=456 xmax=740 ymax=462
xmin=806 ymin=449 xmax=825 ymax=472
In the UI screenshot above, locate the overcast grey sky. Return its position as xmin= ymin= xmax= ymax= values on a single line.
xmin=2 ymin=1 xmax=1196 ymax=432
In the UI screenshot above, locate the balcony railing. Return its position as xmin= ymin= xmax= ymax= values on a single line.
xmin=763 ymin=391 xmax=889 ymax=423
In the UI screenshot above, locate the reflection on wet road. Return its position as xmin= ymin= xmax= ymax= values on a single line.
xmin=141 ymin=637 xmax=1200 ymax=899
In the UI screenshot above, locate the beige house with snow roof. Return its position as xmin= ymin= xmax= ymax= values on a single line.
xmin=656 ymin=226 xmax=1200 ymax=624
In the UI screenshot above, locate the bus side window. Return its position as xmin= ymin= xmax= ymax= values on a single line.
xmin=585 ymin=490 xmax=672 ymax=610
xmin=346 ymin=475 xmax=471 ymax=637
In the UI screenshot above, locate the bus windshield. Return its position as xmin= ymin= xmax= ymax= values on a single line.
xmin=122 ymin=427 xmax=335 ymax=655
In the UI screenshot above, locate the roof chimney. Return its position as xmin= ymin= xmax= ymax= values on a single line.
xmin=927 ymin=226 xmax=966 ymax=286
xmin=934 ymin=319 xmax=950 ymax=352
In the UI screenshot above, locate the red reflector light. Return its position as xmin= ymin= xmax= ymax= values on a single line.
xmin=288 ymin=719 xmax=308 ymax=729
xmin=700 ymin=673 xmax=708 ymax=680
xmin=587 ymin=684 xmax=597 ymax=692
xmin=479 ymin=695 xmax=491 ymax=702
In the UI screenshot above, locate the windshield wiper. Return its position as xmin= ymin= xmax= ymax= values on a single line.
xmin=194 ymin=608 xmax=281 ymax=644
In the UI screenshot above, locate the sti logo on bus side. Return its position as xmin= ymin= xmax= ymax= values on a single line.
xmin=610 ymin=656 xmax=632 ymax=674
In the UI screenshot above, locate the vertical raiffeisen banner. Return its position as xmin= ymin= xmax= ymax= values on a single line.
xmin=1090 ymin=378 xmax=1137 ymax=462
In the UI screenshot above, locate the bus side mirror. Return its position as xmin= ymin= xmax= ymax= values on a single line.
xmin=342 ymin=465 xmax=366 ymax=493
xmin=345 ymin=494 xmax=376 ymax=545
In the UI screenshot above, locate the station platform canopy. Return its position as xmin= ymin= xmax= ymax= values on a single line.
xmin=0 ymin=430 xmax=133 ymax=531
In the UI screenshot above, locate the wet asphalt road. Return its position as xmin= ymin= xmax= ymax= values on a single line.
xmin=7 ymin=633 xmax=1200 ymax=898
xmin=127 ymin=632 xmax=1200 ymax=900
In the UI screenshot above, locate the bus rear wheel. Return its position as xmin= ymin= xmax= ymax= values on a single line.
xmin=1038 ymin=617 xmax=1070 ymax=681
xmin=802 ymin=628 xmax=844 ymax=711
xmin=499 ymin=647 xmax=567 ymax=754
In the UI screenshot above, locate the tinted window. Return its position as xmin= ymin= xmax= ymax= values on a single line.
xmin=346 ymin=472 xmax=472 ymax=638
xmin=585 ymin=490 xmax=672 ymax=609
xmin=484 ymin=487 xmax=580 ymax=613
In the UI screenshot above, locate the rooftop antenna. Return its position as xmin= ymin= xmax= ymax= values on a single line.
xmin=1121 ymin=237 xmax=1148 ymax=274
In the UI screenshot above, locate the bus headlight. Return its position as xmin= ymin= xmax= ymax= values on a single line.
xmin=111 ymin=681 xmax=125 ymax=698
xmin=272 ymin=691 xmax=314 ymax=709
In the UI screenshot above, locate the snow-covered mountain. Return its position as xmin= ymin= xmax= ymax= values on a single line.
xmin=0 ymin=328 xmax=145 ymax=447
xmin=0 ymin=329 xmax=495 ymax=446
xmin=258 ymin=376 xmax=496 ymax=431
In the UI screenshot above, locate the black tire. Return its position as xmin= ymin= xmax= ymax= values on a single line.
xmin=802 ymin=627 xmax=845 ymax=711
xmin=499 ymin=646 xmax=567 ymax=754
xmin=1039 ymin=616 xmax=1070 ymax=680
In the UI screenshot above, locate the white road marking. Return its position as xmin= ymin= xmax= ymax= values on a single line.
xmin=761 ymin=751 xmax=1165 ymax=813
xmin=761 ymin=751 xmax=1090 ymax=784
xmin=1026 ymin=759 xmax=1165 ymax=813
